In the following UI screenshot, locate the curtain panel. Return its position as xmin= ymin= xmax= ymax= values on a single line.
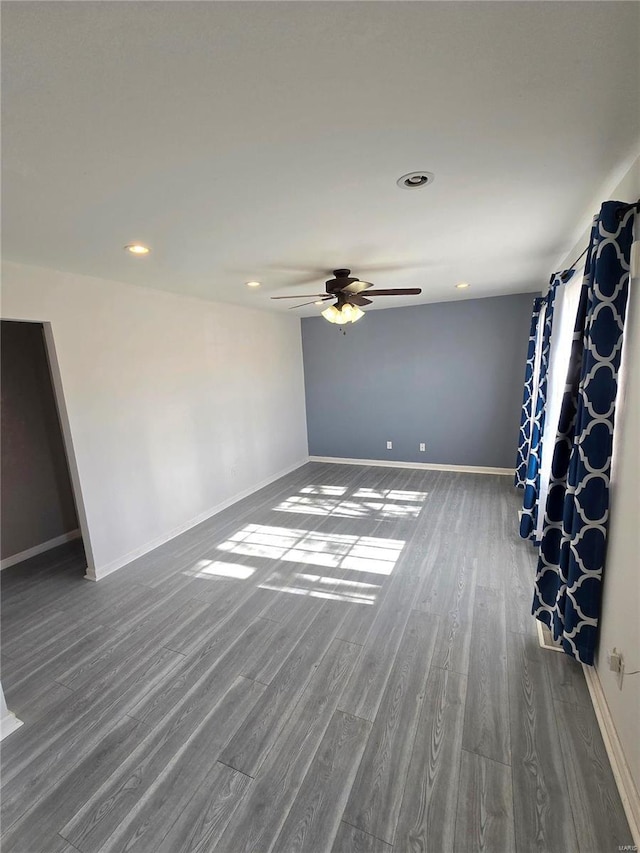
xmin=519 ymin=278 xmax=559 ymax=540
xmin=514 ymin=297 xmax=544 ymax=488
xmin=532 ymin=201 xmax=635 ymax=665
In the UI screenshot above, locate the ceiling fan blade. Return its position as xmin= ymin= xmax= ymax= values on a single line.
xmin=348 ymin=294 xmax=372 ymax=307
xmin=365 ymin=288 xmax=422 ymax=296
xmin=270 ymin=294 xmax=327 ymax=299
xmin=288 ymin=297 xmax=333 ymax=309
xmin=340 ymin=280 xmax=373 ymax=294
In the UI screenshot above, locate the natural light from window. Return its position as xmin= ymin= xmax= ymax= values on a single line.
xmin=260 ymin=570 xmax=379 ymax=604
xmin=274 ymin=485 xmax=428 ymax=520
xmin=182 ymin=559 xmax=256 ymax=580
xmin=216 ymin=524 xmax=405 ymax=576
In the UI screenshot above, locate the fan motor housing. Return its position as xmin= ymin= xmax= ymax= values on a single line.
xmin=326 ymin=268 xmax=358 ymax=293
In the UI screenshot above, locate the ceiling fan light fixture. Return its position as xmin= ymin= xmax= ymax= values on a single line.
xmin=321 ymin=304 xmax=342 ymax=323
xmin=321 ymin=303 xmax=364 ymax=325
xmin=342 ymin=303 xmax=364 ymax=323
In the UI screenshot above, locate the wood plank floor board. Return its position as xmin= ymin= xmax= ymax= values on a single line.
xmin=0 ymin=646 xmax=184 ymax=829
xmin=2 ymin=677 xmax=74 ymax=731
xmin=505 ymin=543 xmax=539 ymax=636
xmin=393 ymin=667 xmax=467 ymax=853
xmin=427 ymin=556 xmax=477 ymax=675
xmin=517 ymin=624 xmax=552 ymax=666
xmin=508 ymin=633 xmax=580 ymax=853
xmin=334 ymin=595 xmax=387 ymax=646
xmin=241 ymin=594 xmax=329 ymax=684
xmin=1 ymin=464 xmax=632 ymax=853
xmin=153 ymin=762 xmax=252 ymax=853
xmin=62 ymin=675 xmax=265 ymax=853
xmin=272 ymin=710 xmax=372 ymax=853
xmin=553 ymin=697 xmax=634 ymax=850
xmin=462 ymin=585 xmax=511 ymax=766
xmin=429 ymin=610 xmax=473 ymax=676
xmin=342 ymin=610 xmax=440 ymax=843
xmin=126 ymin=613 xmax=277 ymax=727
xmin=219 ymin=601 xmax=350 ymax=776
xmin=0 ymin=715 xmax=147 ymax=853
xmin=336 ymin=564 xmax=419 ymax=722
xmin=545 ymin=650 xmax=592 ymax=708
xmin=55 ymin=598 xmax=212 ymax=692
xmin=474 ymin=476 xmax=514 ymax=591
xmin=47 ymin=835 xmax=83 ymax=853
xmin=0 ymin=542 xmax=86 ymax=603
xmin=412 ymin=477 xmax=471 ymax=614
xmin=215 ymin=638 xmax=361 ymax=853
xmin=454 ymin=749 xmax=516 ymax=853
xmin=0 ymin=636 xmax=185 ymax=779
xmin=160 ymin=585 xmax=277 ymax=658
xmin=1 ymin=622 xmax=112 ymax=705
xmin=1 ymin=608 xmax=72 ymax=662
xmin=331 ymin=823 xmax=393 ymax=853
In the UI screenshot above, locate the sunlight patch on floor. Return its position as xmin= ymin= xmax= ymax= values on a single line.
xmin=216 ymin=524 xmax=405 ymax=579
xmin=300 ymin=485 xmax=349 ymax=496
xmin=182 ymin=559 xmax=255 ymax=580
xmin=259 ymin=569 xmax=378 ymax=605
xmin=273 ymin=494 xmax=426 ymax=519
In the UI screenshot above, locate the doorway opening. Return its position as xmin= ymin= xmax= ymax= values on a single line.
xmin=1 ymin=320 xmax=89 ymax=579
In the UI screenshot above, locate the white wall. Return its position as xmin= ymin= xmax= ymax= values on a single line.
xmin=1 ymin=262 xmax=309 ymax=579
xmin=559 ymin=154 xmax=640 ymax=795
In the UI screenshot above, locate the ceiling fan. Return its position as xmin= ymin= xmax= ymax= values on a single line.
xmin=270 ymin=269 xmax=421 ymax=324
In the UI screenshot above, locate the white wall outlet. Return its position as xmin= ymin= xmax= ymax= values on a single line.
xmin=419 ymin=443 xmax=426 ymax=452
xmin=386 ymin=441 xmax=392 ymax=450
xmin=607 ymin=648 xmax=621 ymax=672
xmin=608 ymin=647 xmax=625 ymax=689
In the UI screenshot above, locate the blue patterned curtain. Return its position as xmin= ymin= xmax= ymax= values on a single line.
xmin=515 ymin=297 xmax=544 ymax=488
xmin=519 ymin=278 xmax=560 ymax=540
xmin=532 ymin=201 xmax=634 ymax=665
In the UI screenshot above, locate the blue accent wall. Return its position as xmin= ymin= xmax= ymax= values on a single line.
xmin=301 ymin=292 xmax=537 ymax=468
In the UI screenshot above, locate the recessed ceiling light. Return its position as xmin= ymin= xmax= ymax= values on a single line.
xmin=124 ymin=244 xmax=150 ymax=255
xmin=246 ymin=281 xmax=261 ymax=288
xmin=315 ymin=301 xmax=324 ymax=305
xmin=397 ymin=171 xmax=435 ymax=190
xmin=455 ymin=282 xmax=470 ymax=289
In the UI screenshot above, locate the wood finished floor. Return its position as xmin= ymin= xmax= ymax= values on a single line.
xmin=0 ymin=462 xmax=632 ymax=853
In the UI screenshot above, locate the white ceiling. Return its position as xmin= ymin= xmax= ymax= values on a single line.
xmin=2 ymin=1 xmax=639 ymax=315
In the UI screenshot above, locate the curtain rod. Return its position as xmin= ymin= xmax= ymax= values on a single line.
xmin=561 ymin=246 xmax=588 ymax=281
xmin=559 ymin=199 xmax=639 ymax=281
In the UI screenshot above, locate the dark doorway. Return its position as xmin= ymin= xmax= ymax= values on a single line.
xmin=1 ymin=320 xmax=83 ymax=572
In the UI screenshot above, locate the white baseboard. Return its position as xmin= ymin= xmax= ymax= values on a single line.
xmin=308 ymin=455 xmax=515 ymax=477
xmin=0 ymin=711 xmax=24 ymax=741
xmin=582 ymin=664 xmax=640 ymax=846
xmin=536 ymin=619 xmax=564 ymax=653
xmin=0 ymin=529 xmax=82 ymax=571
xmin=86 ymin=458 xmax=309 ymax=581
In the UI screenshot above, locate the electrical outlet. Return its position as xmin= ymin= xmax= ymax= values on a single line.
xmin=419 ymin=443 xmax=426 ymax=452
xmin=386 ymin=441 xmax=392 ymax=450
xmin=608 ymin=648 xmax=625 ymax=690
xmin=608 ymin=648 xmax=621 ymax=671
